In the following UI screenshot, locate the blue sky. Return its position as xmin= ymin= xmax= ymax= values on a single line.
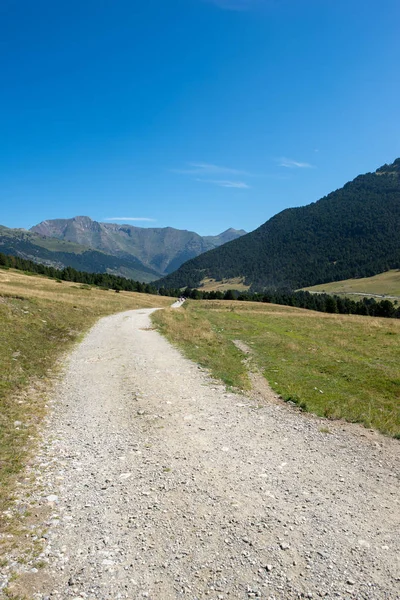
xmin=1 ymin=0 xmax=399 ymax=235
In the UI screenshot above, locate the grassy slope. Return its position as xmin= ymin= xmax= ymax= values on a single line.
xmin=152 ymin=300 xmax=400 ymax=437
xmin=156 ymin=160 xmax=400 ymax=291
xmin=0 ymin=225 xmax=88 ymax=254
xmin=0 ymin=269 xmax=171 ymax=526
xmin=303 ymin=269 xmax=400 ymax=298
xmin=31 ymin=235 xmax=88 ymax=254
xmin=198 ymin=277 xmax=250 ymax=292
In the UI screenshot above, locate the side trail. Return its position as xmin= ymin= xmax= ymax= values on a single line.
xmin=8 ymin=309 xmax=400 ymax=599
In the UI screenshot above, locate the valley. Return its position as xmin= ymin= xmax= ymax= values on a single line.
xmin=1 ymin=157 xmax=400 ymax=599
xmin=2 ymin=3 xmax=400 ymax=597
xmin=2 ymin=303 xmax=399 ymax=600
xmin=157 ymin=159 xmax=400 ymax=291
xmin=0 ymin=220 xmax=246 ymax=283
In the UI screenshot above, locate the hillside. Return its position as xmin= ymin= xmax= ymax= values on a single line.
xmin=303 ymin=269 xmax=400 ymax=299
xmin=31 ymin=217 xmax=246 ymax=275
xmin=0 ymin=226 xmax=160 ymax=282
xmin=156 ymin=158 xmax=400 ymax=290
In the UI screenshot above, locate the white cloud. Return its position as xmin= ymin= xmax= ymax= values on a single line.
xmin=171 ymin=162 xmax=250 ymax=176
xmin=104 ymin=217 xmax=156 ymax=222
xmin=196 ymin=178 xmax=250 ymax=189
xmin=278 ymin=157 xmax=315 ymax=169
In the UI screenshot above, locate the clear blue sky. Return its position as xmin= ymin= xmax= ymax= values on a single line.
xmin=1 ymin=0 xmax=399 ymax=235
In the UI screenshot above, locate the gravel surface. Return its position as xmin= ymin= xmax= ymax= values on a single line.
xmin=3 ymin=308 xmax=399 ymax=599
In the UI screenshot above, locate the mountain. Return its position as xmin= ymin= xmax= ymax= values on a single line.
xmin=156 ymin=158 xmax=400 ymax=291
xmin=31 ymin=217 xmax=246 ymax=276
xmin=0 ymin=226 xmax=160 ymax=282
xmin=203 ymin=228 xmax=248 ymax=247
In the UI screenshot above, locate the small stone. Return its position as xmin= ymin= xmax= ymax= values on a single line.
xmin=347 ymin=578 xmax=355 ymax=585
xmin=46 ymin=494 xmax=58 ymax=503
xmin=266 ymin=564 xmax=273 ymax=572
xmin=280 ymin=542 xmax=290 ymax=550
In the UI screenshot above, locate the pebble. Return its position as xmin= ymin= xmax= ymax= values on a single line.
xmin=280 ymin=543 xmax=290 ymax=550
xmin=46 ymin=494 xmax=59 ymax=503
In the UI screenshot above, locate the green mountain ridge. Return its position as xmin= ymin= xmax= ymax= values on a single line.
xmin=156 ymin=158 xmax=400 ymax=291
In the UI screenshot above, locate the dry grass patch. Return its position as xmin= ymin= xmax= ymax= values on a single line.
xmin=303 ymin=269 xmax=400 ymax=298
xmin=0 ymin=269 xmax=171 ymax=533
xmin=198 ymin=277 xmax=250 ymax=292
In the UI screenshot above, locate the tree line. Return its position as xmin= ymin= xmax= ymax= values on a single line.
xmin=1 ymin=251 xmax=399 ymax=319
xmin=0 ymin=252 xmax=181 ymax=297
xmin=180 ymin=287 xmax=400 ymax=319
xmin=156 ymin=159 xmax=400 ymax=291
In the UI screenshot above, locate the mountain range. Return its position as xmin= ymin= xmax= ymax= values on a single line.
xmin=2 ymin=159 xmax=399 ymax=292
xmin=0 ymin=218 xmax=246 ymax=282
xmin=156 ymin=158 xmax=400 ymax=291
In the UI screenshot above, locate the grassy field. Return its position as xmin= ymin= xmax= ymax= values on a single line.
xmin=153 ymin=300 xmax=400 ymax=437
xmin=198 ymin=277 xmax=250 ymax=292
xmin=303 ymin=269 xmax=400 ymax=298
xmin=0 ymin=269 xmax=171 ymax=524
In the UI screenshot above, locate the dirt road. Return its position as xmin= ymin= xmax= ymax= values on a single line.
xmin=4 ymin=308 xmax=399 ymax=599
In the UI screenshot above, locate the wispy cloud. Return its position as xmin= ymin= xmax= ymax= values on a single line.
xmin=171 ymin=162 xmax=250 ymax=176
xmin=278 ymin=157 xmax=315 ymax=169
xmin=104 ymin=217 xmax=156 ymax=222
xmin=172 ymin=162 xmax=252 ymax=188
xmin=196 ymin=179 xmax=250 ymax=189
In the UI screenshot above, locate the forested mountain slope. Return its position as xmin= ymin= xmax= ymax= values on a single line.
xmin=156 ymin=159 xmax=400 ymax=290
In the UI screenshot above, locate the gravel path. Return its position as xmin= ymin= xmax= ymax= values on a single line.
xmin=8 ymin=308 xmax=400 ymax=599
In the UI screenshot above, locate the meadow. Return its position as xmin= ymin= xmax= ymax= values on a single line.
xmin=198 ymin=277 xmax=250 ymax=292
xmin=0 ymin=268 xmax=171 ymax=522
xmin=303 ymin=269 xmax=400 ymax=298
xmin=153 ymin=300 xmax=400 ymax=437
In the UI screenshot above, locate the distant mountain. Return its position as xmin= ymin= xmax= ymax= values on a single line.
xmin=31 ymin=217 xmax=246 ymax=276
xmin=156 ymin=158 xmax=400 ymax=291
xmin=0 ymin=226 xmax=160 ymax=282
xmin=203 ymin=228 xmax=248 ymax=247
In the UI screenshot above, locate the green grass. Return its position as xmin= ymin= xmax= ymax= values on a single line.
xmin=303 ymin=269 xmax=400 ymax=298
xmin=0 ymin=269 xmax=171 ymax=532
xmin=32 ymin=236 xmax=89 ymax=253
xmin=152 ymin=303 xmax=250 ymax=389
xmin=152 ymin=300 xmax=400 ymax=437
